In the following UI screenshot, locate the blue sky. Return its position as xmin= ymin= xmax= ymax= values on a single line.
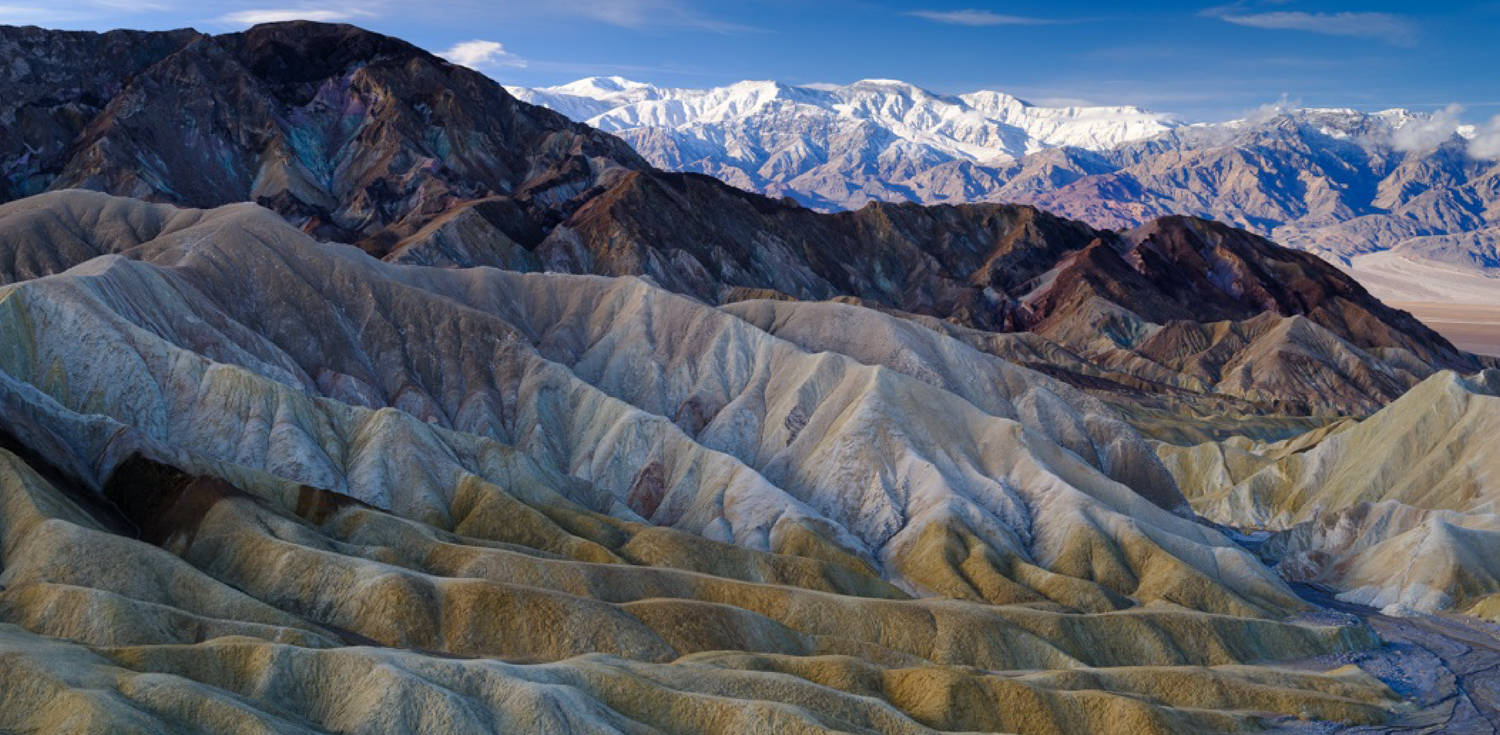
xmin=6 ymin=1 xmax=1498 ymax=121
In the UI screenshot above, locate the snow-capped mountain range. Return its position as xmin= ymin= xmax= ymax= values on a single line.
xmin=511 ymin=77 xmax=1500 ymax=306
xmin=508 ymin=76 xmax=1180 ymax=209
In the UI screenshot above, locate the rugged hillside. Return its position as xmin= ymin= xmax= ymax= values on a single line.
xmin=523 ymin=176 xmax=1477 ymax=414
xmin=1166 ymin=369 xmax=1500 ymax=530
xmin=515 ymin=80 xmax=1499 ymax=264
xmin=0 ymin=191 xmax=1402 ymax=732
xmin=0 ymin=22 xmax=647 ymax=251
xmin=1160 ymin=369 xmax=1500 ymax=619
xmin=0 ymin=25 xmax=201 ymax=201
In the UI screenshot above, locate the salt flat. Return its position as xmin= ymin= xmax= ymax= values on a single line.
xmin=1338 ymin=251 xmax=1500 ymax=356
xmin=1347 ymin=251 xmax=1500 ymax=305
xmin=1393 ymin=302 xmax=1500 ymax=358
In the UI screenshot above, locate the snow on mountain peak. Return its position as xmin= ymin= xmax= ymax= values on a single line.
xmin=848 ymin=78 xmax=931 ymax=93
xmin=510 ymin=75 xmax=1181 ymax=207
xmin=1212 ymin=106 xmax=1471 ymax=148
xmin=554 ymin=76 xmax=653 ymax=96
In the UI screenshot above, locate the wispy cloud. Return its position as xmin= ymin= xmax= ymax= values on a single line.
xmin=88 ymin=0 xmax=174 ymax=10
xmin=1206 ymin=8 xmax=1419 ymax=47
xmin=561 ymin=0 xmax=755 ymax=33
xmin=519 ymin=59 xmax=719 ymax=80
xmin=906 ymin=9 xmax=1060 ymax=26
xmin=1241 ymin=93 xmax=1302 ymax=125
xmin=438 ymin=40 xmax=526 ymax=70
xmin=0 ymin=0 xmax=169 ymax=24
xmin=0 ymin=4 xmax=81 ymax=23
xmin=219 ymin=7 xmax=368 ymax=24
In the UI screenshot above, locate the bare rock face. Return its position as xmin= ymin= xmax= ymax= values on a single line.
xmin=0 ymin=25 xmax=200 ymax=201
xmin=0 ymin=22 xmax=646 ymax=251
xmin=989 ymin=115 xmax=1500 ymax=304
xmin=0 ymin=191 xmax=1404 ymax=733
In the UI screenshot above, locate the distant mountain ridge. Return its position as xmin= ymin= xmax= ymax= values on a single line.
xmin=513 ymin=78 xmax=1500 ymax=304
xmin=508 ymin=76 xmax=1180 ymax=210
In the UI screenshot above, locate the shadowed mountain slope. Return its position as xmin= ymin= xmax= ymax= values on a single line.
xmin=0 ymin=22 xmax=646 ymax=251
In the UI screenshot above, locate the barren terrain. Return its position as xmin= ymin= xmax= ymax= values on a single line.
xmin=1393 ymin=303 xmax=1500 ymax=358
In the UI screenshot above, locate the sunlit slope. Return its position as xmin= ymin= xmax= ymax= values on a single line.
xmin=1162 ymin=369 xmax=1500 ymax=617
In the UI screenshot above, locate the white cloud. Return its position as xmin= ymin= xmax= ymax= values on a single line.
xmin=906 ymin=9 xmax=1058 ymax=26
xmin=219 ymin=8 xmax=358 ymax=24
xmin=1471 ymin=116 xmax=1500 ymax=160
xmin=1214 ymin=11 xmax=1418 ymax=46
xmin=1392 ymin=104 xmax=1465 ymax=152
xmin=438 ymin=40 xmax=526 ymax=70
xmin=1243 ymin=93 xmax=1302 ymax=125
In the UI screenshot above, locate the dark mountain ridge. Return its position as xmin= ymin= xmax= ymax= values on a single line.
xmin=2 ymin=22 xmax=646 ymax=248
